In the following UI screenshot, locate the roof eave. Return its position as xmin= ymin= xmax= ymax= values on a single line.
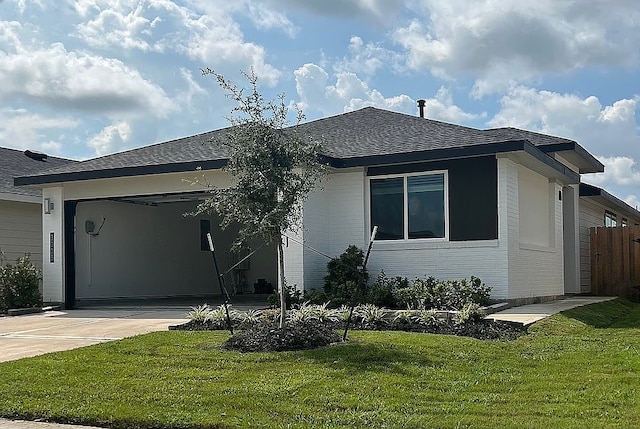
xmin=327 ymin=140 xmax=579 ymax=183
xmin=15 ymin=160 xmax=228 ymax=187
xmin=580 ymin=183 xmax=640 ymax=219
xmin=538 ymin=142 xmax=604 ymax=174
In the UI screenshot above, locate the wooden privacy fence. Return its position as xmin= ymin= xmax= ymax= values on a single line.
xmin=590 ymin=225 xmax=640 ymax=299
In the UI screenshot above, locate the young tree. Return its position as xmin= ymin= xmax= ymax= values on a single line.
xmin=197 ymin=68 xmax=325 ymax=328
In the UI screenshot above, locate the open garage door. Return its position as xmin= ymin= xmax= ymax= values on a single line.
xmin=69 ymin=193 xmax=277 ymax=306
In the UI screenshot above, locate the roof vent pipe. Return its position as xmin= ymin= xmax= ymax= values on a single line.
xmin=417 ymin=99 xmax=426 ymax=118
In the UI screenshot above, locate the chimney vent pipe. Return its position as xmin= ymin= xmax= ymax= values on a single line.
xmin=417 ymin=99 xmax=426 ymax=118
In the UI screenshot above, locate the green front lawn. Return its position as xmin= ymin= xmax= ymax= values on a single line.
xmin=1 ymin=299 xmax=639 ymax=429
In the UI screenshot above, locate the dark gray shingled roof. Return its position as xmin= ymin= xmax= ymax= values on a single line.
xmin=15 ymin=107 xmax=602 ymax=186
xmin=1 ymin=147 xmax=75 ymax=198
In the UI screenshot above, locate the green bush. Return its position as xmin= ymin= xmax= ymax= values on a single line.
xmin=395 ymin=276 xmax=438 ymax=310
xmin=267 ymin=282 xmax=302 ymax=309
xmin=395 ymin=276 xmax=491 ymax=310
xmin=0 ymin=254 xmax=42 ymax=310
xmin=366 ymin=270 xmax=408 ymax=308
xmin=324 ymin=245 xmax=368 ymax=307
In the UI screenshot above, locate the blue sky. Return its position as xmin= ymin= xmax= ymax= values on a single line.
xmin=1 ymin=0 xmax=640 ymax=206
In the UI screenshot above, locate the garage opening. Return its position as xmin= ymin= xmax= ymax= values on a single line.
xmin=71 ymin=193 xmax=277 ymax=306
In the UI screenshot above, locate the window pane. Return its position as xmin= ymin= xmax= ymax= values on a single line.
xmin=408 ymin=174 xmax=445 ymax=239
xmin=605 ymin=211 xmax=617 ymax=227
xmin=371 ymin=178 xmax=404 ymax=240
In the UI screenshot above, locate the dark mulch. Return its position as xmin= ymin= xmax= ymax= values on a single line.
xmin=171 ymin=317 xmax=527 ymax=351
xmin=221 ymin=320 xmax=342 ymax=352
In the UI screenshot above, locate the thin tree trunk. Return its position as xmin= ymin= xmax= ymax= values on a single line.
xmin=277 ymin=237 xmax=286 ymax=328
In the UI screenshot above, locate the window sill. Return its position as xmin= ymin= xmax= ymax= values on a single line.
xmin=518 ymin=242 xmax=557 ymax=253
xmin=372 ymin=239 xmax=499 ymax=251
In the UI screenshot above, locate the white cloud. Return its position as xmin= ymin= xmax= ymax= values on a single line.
xmin=246 ymin=4 xmax=298 ymax=37
xmin=394 ymin=0 xmax=640 ymax=96
xmin=488 ymin=86 xmax=640 ymax=158
xmin=76 ymin=0 xmax=163 ymax=52
xmin=293 ymin=63 xmax=478 ymax=123
xmin=262 ymin=0 xmax=405 ymax=24
xmin=72 ymin=0 xmax=281 ymax=85
xmin=0 ymin=108 xmax=78 ymax=154
xmin=88 ymin=120 xmax=131 ymax=156
xmin=0 ymin=37 xmax=175 ymax=118
xmin=334 ymin=36 xmax=404 ymax=77
xmin=416 ymin=87 xmax=482 ymax=123
xmin=584 ymin=156 xmax=640 ymax=187
xmin=176 ymin=67 xmax=207 ymax=108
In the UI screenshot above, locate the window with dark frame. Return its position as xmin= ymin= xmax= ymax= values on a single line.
xmin=604 ymin=211 xmax=617 ymax=227
xmin=622 ymin=218 xmax=628 ymax=227
xmin=370 ymin=172 xmax=447 ymax=241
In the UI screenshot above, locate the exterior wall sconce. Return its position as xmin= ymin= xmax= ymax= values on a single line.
xmin=44 ymin=197 xmax=54 ymax=214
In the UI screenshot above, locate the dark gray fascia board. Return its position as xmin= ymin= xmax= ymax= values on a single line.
xmin=580 ymin=183 xmax=640 ymax=219
xmin=327 ymin=140 xmax=579 ymax=182
xmin=520 ymin=142 xmax=580 ymax=183
xmin=538 ymin=142 xmax=604 ymax=173
xmin=324 ymin=140 xmax=526 ymax=168
xmin=14 ymin=160 xmax=228 ymax=186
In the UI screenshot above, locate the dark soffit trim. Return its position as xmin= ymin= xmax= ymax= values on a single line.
xmin=15 ymin=160 xmax=228 ymax=186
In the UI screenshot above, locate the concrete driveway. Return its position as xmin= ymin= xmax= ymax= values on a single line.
xmin=0 ymin=308 xmax=188 ymax=363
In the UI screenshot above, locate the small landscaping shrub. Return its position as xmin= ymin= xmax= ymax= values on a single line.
xmin=455 ymin=302 xmax=485 ymax=325
xmin=395 ymin=276 xmax=438 ymax=310
xmin=268 ymin=282 xmax=302 ymax=309
xmin=181 ymin=304 xmax=239 ymax=330
xmin=238 ymin=309 xmax=262 ymax=328
xmin=395 ymin=275 xmax=491 ymax=310
xmin=0 ymin=254 xmax=41 ymax=310
xmin=391 ymin=309 xmax=413 ymax=330
xmin=412 ymin=309 xmax=440 ymax=328
xmin=367 ymin=270 xmax=407 ymax=308
xmin=324 ymin=245 xmax=368 ymax=307
xmin=354 ymin=303 xmax=388 ymax=330
xmin=186 ymin=304 xmax=213 ymax=322
xmin=222 ymin=319 xmax=342 ymax=352
xmin=302 ymin=287 xmax=328 ymax=304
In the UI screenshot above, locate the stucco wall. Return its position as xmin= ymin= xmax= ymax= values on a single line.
xmin=0 ymin=200 xmax=42 ymax=269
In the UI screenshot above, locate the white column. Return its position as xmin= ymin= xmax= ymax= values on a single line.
xmin=562 ymin=184 xmax=581 ymax=294
xmin=41 ymin=186 xmax=65 ymax=303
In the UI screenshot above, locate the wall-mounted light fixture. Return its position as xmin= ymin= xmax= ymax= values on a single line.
xmin=44 ymin=197 xmax=54 ymax=214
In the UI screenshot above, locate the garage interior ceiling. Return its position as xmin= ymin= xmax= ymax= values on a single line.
xmin=109 ymin=191 xmax=212 ymax=206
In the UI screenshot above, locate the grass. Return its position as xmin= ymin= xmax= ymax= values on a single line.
xmin=0 ymin=299 xmax=639 ymax=428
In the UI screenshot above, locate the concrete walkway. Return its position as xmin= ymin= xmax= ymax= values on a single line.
xmin=0 ymin=308 xmax=189 ymax=363
xmin=487 ymin=296 xmax=617 ymax=325
xmin=0 ymin=419 xmax=103 ymax=429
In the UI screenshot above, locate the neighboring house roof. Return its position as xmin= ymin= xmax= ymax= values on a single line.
xmin=580 ymin=183 xmax=640 ymax=220
xmin=15 ymin=107 xmax=603 ymax=186
xmin=0 ymin=147 xmax=76 ymax=201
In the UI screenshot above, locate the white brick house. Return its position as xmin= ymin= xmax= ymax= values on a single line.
xmin=15 ymin=107 xmax=604 ymax=307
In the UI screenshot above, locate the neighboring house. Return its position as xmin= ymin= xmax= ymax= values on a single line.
xmin=0 ymin=147 xmax=75 ymax=270
xmin=578 ymin=183 xmax=640 ymax=293
xmin=15 ymin=107 xmax=604 ymax=307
